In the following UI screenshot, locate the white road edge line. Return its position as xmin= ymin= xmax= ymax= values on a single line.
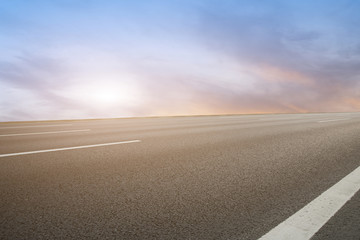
xmin=0 ymin=124 xmax=73 ymax=129
xmin=259 ymin=166 xmax=360 ymax=240
xmin=318 ymin=118 xmax=349 ymax=123
xmin=0 ymin=140 xmax=141 ymax=158
xmin=0 ymin=129 xmax=91 ymax=137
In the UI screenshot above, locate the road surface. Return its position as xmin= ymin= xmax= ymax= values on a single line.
xmin=1 ymin=112 xmax=359 ymax=239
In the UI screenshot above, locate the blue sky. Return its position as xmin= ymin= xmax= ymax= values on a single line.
xmin=1 ymin=0 xmax=360 ymax=121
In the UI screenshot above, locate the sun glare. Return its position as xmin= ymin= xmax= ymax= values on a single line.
xmin=66 ymin=80 xmax=140 ymax=109
xmin=91 ymin=87 xmax=124 ymax=105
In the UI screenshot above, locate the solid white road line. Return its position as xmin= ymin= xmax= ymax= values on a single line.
xmin=0 ymin=124 xmax=73 ymax=129
xmin=259 ymin=166 xmax=360 ymax=240
xmin=0 ymin=140 xmax=141 ymax=158
xmin=0 ymin=129 xmax=90 ymax=137
xmin=318 ymin=118 xmax=349 ymax=123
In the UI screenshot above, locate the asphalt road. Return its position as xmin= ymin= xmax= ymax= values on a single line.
xmin=1 ymin=113 xmax=359 ymax=239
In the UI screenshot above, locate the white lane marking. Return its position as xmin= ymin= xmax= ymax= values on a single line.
xmin=257 ymin=118 xmax=295 ymax=121
xmin=259 ymin=166 xmax=360 ymax=240
xmin=0 ymin=124 xmax=73 ymax=129
xmin=0 ymin=140 xmax=141 ymax=158
xmin=318 ymin=118 xmax=349 ymax=123
xmin=218 ymin=116 xmax=241 ymax=119
xmin=0 ymin=129 xmax=90 ymax=137
xmin=218 ymin=116 xmax=257 ymax=120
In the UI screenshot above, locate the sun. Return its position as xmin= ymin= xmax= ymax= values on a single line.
xmin=88 ymin=83 xmax=139 ymax=108
xmin=91 ymin=86 xmax=124 ymax=105
xmin=66 ymin=80 xmax=141 ymax=109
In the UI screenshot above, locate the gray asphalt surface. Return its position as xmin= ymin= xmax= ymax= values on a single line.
xmin=1 ymin=113 xmax=359 ymax=239
xmin=311 ymin=191 xmax=360 ymax=240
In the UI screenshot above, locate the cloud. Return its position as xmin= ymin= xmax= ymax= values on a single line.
xmin=191 ymin=0 xmax=360 ymax=113
xmin=1 ymin=0 xmax=360 ymax=121
xmin=0 ymin=55 xmax=89 ymax=120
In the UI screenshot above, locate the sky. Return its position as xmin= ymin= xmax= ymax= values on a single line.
xmin=1 ymin=0 xmax=360 ymax=121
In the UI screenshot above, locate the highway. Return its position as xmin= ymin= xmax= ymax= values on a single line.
xmin=1 ymin=112 xmax=359 ymax=239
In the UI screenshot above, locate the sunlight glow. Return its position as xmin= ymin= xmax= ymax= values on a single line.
xmin=65 ymin=79 xmax=141 ymax=110
xmin=90 ymin=86 xmax=130 ymax=106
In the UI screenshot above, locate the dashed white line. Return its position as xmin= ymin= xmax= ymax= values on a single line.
xmin=0 ymin=140 xmax=141 ymax=158
xmin=257 ymin=118 xmax=296 ymax=121
xmin=0 ymin=124 xmax=73 ymax=129
xmin=318 ymin=118 xmax=349 ymax=123
xmin=218 ymin=116 xmax=242 ymax=119
xmin=0 ymin=129 xmax=90 ymax=137
xmin=259 ymin=166 xmax=360 ymax=240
